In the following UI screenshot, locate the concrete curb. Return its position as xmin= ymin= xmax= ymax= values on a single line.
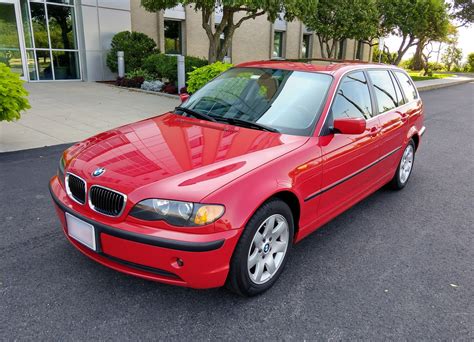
xmin=416 ymin=79 xmax=472 ymax=92
xmin=105 ymin=84 xmax=180 ymax=100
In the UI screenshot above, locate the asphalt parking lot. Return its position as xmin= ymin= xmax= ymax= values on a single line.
xmin=1 ymin=83 xmax=473 ymax=340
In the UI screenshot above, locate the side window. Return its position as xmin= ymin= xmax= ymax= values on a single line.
xmin=331 ymin=71 xmax=372 ymax=121
xmin=368 ymin=70 xmax=398 ymax=113
xmin=394 ymin=71 xmax=418 ymax=102
xmin=390 ymin=71 xmax=405 ymax=106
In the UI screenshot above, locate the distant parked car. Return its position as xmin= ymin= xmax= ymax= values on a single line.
xmin=50 ymin=61 xmax=425 ymax=296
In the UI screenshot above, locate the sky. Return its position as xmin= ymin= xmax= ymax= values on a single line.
xmin=384 ymin=24 xmax=474 ymax=63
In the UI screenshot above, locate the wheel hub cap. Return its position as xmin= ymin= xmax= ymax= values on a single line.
xmin=263 ymin=243 xmax=270 ymax=254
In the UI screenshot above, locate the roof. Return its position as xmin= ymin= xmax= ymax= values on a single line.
xmin=236 ymin=60 xmax=400 ymax=75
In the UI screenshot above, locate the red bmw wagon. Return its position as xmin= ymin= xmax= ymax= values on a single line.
xmin=50 ymin=61 xmax=425 ymax=296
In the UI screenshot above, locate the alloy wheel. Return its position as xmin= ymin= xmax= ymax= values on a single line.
xmin=247 ymin=214 xmax=289 ymax=285
xmin=399 ymin=144 xmax=414 ymax=184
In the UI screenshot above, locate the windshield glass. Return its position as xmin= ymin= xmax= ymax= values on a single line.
xmin=180 ymin=67 xmax=333 ymax=136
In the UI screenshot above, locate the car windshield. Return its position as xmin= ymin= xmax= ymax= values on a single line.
xmin=178 ymin=67 xmax=333 ymax=136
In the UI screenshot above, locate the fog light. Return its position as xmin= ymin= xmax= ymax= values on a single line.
xmin=176 ymin=258 xmax=184 ymax=267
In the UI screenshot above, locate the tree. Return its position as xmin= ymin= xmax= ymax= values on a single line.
xmin=442 ymin=44 xmax=462 ymax=70
xmin=412 ymin=22 xmax=456 ymax=71
xmin=380 ymin=0 xmax=450 ymax=65
xmin=0 ymin=63 xmax=31 ymax=122
xmin=303 ymin=0 xmax=379 ymax=58
xmin=141 ymin=0 xmax=317 ymax=63
xmin=467 ymin=52 xmax=474 ymax=72
xmin=450 ymin=0 xmax=474 ymax=27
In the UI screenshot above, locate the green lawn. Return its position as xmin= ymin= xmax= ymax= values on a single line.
xmin=407 ymin=71 xmax=455 ymax=82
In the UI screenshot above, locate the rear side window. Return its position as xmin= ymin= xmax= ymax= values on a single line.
xmin=394 ymin=71 xmax=418 ymax=102
xmin=368 ymin=70 xmax=398 ymax=113
xmin=331 ymin=71 xmax=372 ymax=120
xmin=390 ymin=71 xmax=404 ymax=106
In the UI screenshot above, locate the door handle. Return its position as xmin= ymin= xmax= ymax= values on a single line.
xmin=369 ymin=127 xmax=381 ymax=137
xmin=397 ymin=111 xmax=409 ymax=122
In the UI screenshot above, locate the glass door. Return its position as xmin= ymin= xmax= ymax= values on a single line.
xmin=0 ymin=0 xmax=28 ymax=79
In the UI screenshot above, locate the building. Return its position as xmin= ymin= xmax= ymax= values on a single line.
xmin=0 ymin=0 xmax=372 ymax=82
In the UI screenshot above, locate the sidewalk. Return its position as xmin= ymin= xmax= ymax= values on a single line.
xmin=0 ymin=82 xmax=179 ymax=153
xmin=415 ymin=75 xmax=473 ymax=91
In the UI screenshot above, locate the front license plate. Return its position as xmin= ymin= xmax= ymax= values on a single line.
xmin=66 ymin=213 xmax=96 ymax=251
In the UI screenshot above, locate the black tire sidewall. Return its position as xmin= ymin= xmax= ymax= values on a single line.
xmin=228 ymin=199 xmax=294 ymax=296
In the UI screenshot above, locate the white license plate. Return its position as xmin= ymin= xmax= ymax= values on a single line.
xmin=66 ymin=213 xmax=96 ymax=251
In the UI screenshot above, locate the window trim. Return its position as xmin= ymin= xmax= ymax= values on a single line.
xmin=319 ymin=67 xmax=419 ymax=137
xmin=366 ymin=69 xmax=401 ymax=116
xmin=392 ymin=69 xmax=419 ymax=103
xmin=388 ymin=70 xmax=405 ymax=106
xmin=321 ymin=70 xmax=375 ymax=135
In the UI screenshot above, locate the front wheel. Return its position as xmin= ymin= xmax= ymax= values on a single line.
xmin=390 ymin=139 xmax=415 ymax=190
xmin=226 ymin=199 xmax=294 ymax=296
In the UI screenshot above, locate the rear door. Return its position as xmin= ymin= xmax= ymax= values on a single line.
xmin=366 ymin=69 xmax=407 ymax=175
xmin=315 ymin=71 xmax=382 ymax=221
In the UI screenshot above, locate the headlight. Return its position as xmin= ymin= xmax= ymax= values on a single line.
xmin=129 ymin=199 xmax=225 ymax=226
xmin=58 ymin=155 xmax=66 ymax=186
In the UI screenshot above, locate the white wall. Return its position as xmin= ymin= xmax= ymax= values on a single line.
xmin=78 ymin=0 xmax=131 ymax=81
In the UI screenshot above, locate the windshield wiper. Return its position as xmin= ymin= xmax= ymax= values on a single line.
xmin=175 ymin=106 xmax=217 ymax=122
xmin=212 ymin=116 xmax=279 ymax=133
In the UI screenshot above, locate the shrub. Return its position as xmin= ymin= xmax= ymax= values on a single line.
xmin=0 ymin=63 xmax=31 ymax=122
xmin=141 ymin=80 xmax=164 ymax=92
xmin=162 ymin=83 xmax=177 ymax=94
xmin=187 ymin=62 xmax=233 ymax=93
xmin=427 ymin=61 xmax=445 ymax=71
xmin=106 ymin=31 xmax=157 ymax=73
xmin=372 ymin=46 xmax=397 ymax=65
xmin=115 ymin=76 xmax=145 ymax=88
xmin=467 ymin=52 xmax=474 ymax=72
xmin=125 ymin=68 xmax=153 ymax=81
xmin=399 ymin=59 xmax=413 ymax=70
xmin=143 ymin=54 xmax=208 ymax=82
xmin=143 ymin=53 xmax=176 ymax=81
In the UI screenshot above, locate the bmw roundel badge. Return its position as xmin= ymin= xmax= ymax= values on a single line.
xmin=92 ymin=167 xmax=106 ymax=177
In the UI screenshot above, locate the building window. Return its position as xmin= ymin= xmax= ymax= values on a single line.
xmin=356 ymin=40 xmax=364 ymax=60
xmin=29 ymin=1 xmax=79 ymax=80
xmin=302 ymin=34 xmax=312 ymax=58
xmin=273 ymin=31 xmax=284 ymax=58
xmin=164 ymin=20 xmax=182 ymax=54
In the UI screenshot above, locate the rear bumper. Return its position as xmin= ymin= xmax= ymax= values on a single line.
xmin=49 ymin=176 xmax=241 ymax=289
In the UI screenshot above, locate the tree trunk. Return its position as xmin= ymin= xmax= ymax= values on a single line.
xmin=318 ymin=36 xmax=327 ymax=58
xmin=393 ymin=36 xmax=416 ymax=65
xmin=208 ymin=39 xmax=218 ymax=64
xmin=412 ymin=39 xmax=426 ymax=70
xmin=202 ymin=6 xmax=265 ymax=64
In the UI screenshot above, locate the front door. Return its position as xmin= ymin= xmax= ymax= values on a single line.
xmin=315 ymin=71 xmax=382 ymax=224
xmin=0 ymin=0 xmax=28 ymax=79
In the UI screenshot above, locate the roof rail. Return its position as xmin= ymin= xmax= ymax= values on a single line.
xmin=283 ymin=57 xmax=375 ymax=64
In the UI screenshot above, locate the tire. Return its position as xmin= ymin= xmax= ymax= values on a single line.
xmin=390 ymin=139 xmax=416 ymax=190
xmin=226 ymin=199 xmax=294 ymax=297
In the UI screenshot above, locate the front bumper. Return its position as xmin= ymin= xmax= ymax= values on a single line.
xmin=49 ymin=176 xmax=241 ymax=289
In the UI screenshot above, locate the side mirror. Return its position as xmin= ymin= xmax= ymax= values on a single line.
xmin=179 ymin=93 xmax=190 ymax=103
xmin=333 ymin=118 xmax=366 ymax=135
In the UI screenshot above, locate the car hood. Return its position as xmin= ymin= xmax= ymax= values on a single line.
xmin=65 ymin=113 xmax=309 ymax=203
